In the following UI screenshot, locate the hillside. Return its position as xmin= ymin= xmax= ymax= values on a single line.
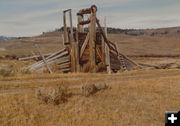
xmin=0 ymin=36 xmax=17 ymax=40
xmin=1 ymin=26 xmax=180 ymax=57
xmin=56 ymin=26 xmax=180 ymax=37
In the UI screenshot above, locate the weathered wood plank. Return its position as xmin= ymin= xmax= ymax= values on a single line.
xmin=80 ymin=32 xmax=89 ymax=58
xmin=79 ymin=19 xmax=91 ymax=25
xmin=18 ymin=53 xmax=52 ymax=61
xmin=119 ymin=52 xmax=140 ymax=67
xmin=105 ymin=44 xmax=111 ymax=74
xmin=77 ymin=8 xmax=91 ymax=15
xmin=68 ymin=10 xmax=76 ymax=72
xmin=59 ymin=62 xmax=70 ymax=69
xmin=31 ymin=51 xmax=38 ymax=60
xmin=78 ymin=15 xmax=84 ymax=32
xmin=96 ymin=18 xmax=118 ymax=54
xmin=75 ymin=30 xmax=80 ymax=72
xmin=27 ymin=48 xmax=66 ymax=69
xmin=62 ymin=34 xmax=64 ymax=45
xmin=101 ymin=35 xmax=105 ymax=63
xmin=110 ymin=49 xmax=118 ymax=56
xmin=59 ymin=68 xmax=71 ymax=72
xmin=30 ymin=57 xmax=69 ymax=72
xmin=96 ymin=46 xmax=103 ymax=62
xmin=103 ymin=17 xmax=111 ymax=74
xmin=55 ymin=56 xmax=70 ymax=65
xmin=63 ymin=12 xmax=67 ymax=43
xmin=35 ymin=44 xmax=52 ymax=74
xmin=89 ymin=11 xmax=96 ymax=72
xmin=29 ymin=50 xmax=68 ymax=70
xmin=46 ymin=48 xmax=66 ymax=60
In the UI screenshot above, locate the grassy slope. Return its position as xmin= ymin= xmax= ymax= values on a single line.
xmin=109 ymin=34 xmax=180 ymax=55
xmin=1 ymin=27 xmax=180 ymax=56
xmin=0 ymin=31 xmax=64 ymax=56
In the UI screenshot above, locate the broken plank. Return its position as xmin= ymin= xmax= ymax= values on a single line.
xmin=35 ymin=44 xmax=52 ymax=74
xmin=80 ymin=32 xmax=89 ymax=58
xmin=59 ymin=68 xmax=71 ymax=72
xmin=29 ymin=50 xmax=68 ymax=70
xmin=18 ymin=53 xmax=52 ymax=61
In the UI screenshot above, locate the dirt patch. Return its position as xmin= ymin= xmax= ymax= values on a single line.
xmin=0 ymin=48 xmax=6 ymax=51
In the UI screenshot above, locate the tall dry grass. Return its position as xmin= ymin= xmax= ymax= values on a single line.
xmin=0 ymin=69 xmax=180 ymax=126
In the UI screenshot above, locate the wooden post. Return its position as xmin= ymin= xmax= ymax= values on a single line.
xmin=101 ymin=16 xmax=106 ymax=63
xmin=63 ymin=12 xmax=67 ymax=44
xmin=106 ymin=46 xmax=111 ymax=74
xmin=35 ymin=44 xmax=52 ymax=74
xmin=78 ymin=15 xmax=84 ymax=33
xmin=62 ymin=34 xmax=64 ymax=45
xmin=104 ymin=16 xmax=107 ymax=37
xmin=75 ymin=30 xmax=80 ymax=72
xmin=69 ymin=10 xmax=76 ymax=72
xmin=101 ymin=36 xmax=105 ymax=63
xmin=89 ymin=8 xmax=97 ymax=72
xmin=104 ymin=16 xmax=111 ymax=74
xmin=69 ymin=10 xmax=73 ymax=42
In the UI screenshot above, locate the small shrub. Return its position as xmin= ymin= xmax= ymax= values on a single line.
xmin=35 ymin=86 xmax=69 ymax=105
xmin=0 ymin=68 xmax=13 ymax=77
xmin=96 ymin=83 xmax=108 ymax=90
xmin=20 ymin=68 xmax=31 ymax=74
xmin=81 ymin=83 xmax=97 ymax=97
xmin=81 ymin=83 xmax=108 ymax=97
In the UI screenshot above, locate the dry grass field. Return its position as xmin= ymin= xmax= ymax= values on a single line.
xmin=0 ymin=69 xmax=180 ymax=126
xmin=1 ymin=27 xmax=180 ymax=126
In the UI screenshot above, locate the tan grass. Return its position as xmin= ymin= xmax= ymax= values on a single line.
xmin=0 ymin=69 xmax=180 ymax=126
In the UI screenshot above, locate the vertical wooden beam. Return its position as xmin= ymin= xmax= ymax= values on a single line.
xmin=69 ymin=10 xmax=76 ymax=72
xmin=62 ymin=34 xmax=64 ymax=45
xmin=69 ymin=10 xmax=73 ymax=42
xmin=78 ymin=15 xmax=84 ymax=33
xmin=106 ymin=46 xmax=111 ymax=74
xmin=63 ymin=12 xmax=67 ymax=43
xmin=104 ymin=16 xmax=111 ymax=74
xmin=76 ymin=14 xmax=83 ymax=72
xmin=75 ymin=30 xmax=80 ymax=72
xmin=101 ymin=16 xmax=106 ymax=63
xmin=104 ymin=16 xmax=107 ymax=37
xmin=35 ymin=44 xmax=52 ymax=74
xmin=101 ymin=36 xmax=105 ymax=63
xmin=89 ymin=10 xmax=96 ymax=72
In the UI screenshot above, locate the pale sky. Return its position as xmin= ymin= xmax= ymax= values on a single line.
xmin=0 ymin=0 xmax=180 ymax=37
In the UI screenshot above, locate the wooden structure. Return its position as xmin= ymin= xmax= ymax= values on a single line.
xmin=62 ymin=5 xmax=139 ymax=73
xmin=26 ymin=5 xmax=139 ymax=73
